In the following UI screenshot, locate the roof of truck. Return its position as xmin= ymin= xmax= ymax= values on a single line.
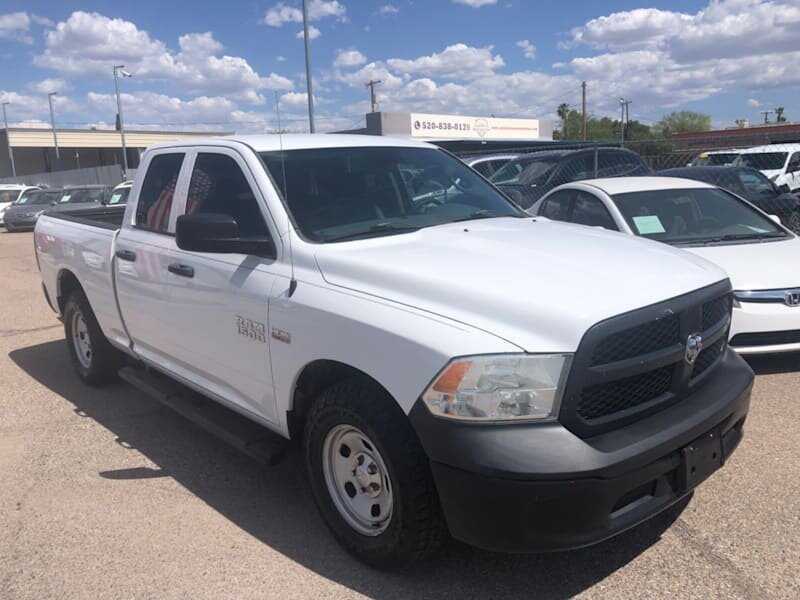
xmin=147 ymin=134 xmax=435 ymax=154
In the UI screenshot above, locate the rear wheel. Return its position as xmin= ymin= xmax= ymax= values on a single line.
xmin=304 ymin=378 xmax=446 ymax=569
xmin=63 ymin=290 xmax=124 ymax=385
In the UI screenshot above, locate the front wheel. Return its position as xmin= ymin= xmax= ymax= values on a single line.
xmin=63 ymin=290 xmax=124 ymax=385
xmin=304 ymin=378 xmax=446 ymax=569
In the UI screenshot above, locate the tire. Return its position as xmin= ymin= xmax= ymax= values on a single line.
xmin=304 ymin=378 xmax=446 ymax=569
xmin=63 ymin=289 xmax=124 ymax=385
xmin=789 ymin=210 xmax=800 ymax=235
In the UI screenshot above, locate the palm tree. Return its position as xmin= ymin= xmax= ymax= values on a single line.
xmin=775 ymin=107 xmax=786 ymax=123
xmin=557 ymin=103 xmax=570 ymax=138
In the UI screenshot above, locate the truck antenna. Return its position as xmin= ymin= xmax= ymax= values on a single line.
xmin=275 ymin=92 xmax=297 ymax=297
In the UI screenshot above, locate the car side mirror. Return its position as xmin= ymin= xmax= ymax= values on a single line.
xmin=768 ymin=214 xmax=782 ymax=224
xmin=176 ymin=213 xmax=276 ymax=259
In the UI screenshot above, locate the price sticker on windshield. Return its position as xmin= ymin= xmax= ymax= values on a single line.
xmin=632 ymin=215 xmax=666 ymax=235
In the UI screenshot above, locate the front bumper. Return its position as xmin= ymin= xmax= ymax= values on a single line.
xmin=409 ymin=349 xmax=752 ymax=553
xmin=3 ymin=215 xmax=38 ymax=230
xmin=730 ymin=301 xmax=800 ymax=354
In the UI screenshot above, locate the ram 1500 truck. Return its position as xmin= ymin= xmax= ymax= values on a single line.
xmin=34 ymin=135 xmax=753 ymax=568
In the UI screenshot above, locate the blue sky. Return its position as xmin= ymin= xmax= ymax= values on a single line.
xmin=1 ymin=0 xmax=798 ymax=135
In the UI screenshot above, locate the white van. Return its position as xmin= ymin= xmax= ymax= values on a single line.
xmin=733 ymin=144 xmax=800 ymax=192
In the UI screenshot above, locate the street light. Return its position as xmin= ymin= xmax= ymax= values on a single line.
xmin=47 ymin=92 xmax=60 ymax=169
xmin=114 ymin=65 xmax=132 ymax=179
xmin=301 ymin=0 xmax=315 ymax=133
xmin=1 ymin=101 xmax=16 ymax=177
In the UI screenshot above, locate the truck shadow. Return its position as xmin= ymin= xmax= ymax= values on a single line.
xmin=10 ymin=340 xmax=689 ymax=599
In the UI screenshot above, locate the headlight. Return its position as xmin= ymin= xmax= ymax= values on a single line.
xmin=421 ymin=354 xmax=572 ymax=422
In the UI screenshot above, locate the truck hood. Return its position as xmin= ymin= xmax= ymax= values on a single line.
xmin=314 ymin=218 xmax=727 ymax=352
xmin=684 ymin=236 xmax=800 ymax=291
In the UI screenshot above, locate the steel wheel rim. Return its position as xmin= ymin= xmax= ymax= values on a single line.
xmin=322 ymin=424 xmax=393 ymax=536
xmin=71 ymin=310 xmax=92 ymax=369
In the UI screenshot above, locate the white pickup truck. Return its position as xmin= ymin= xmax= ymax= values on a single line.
xmin=35 ymin=134 xmax=753 ymax=568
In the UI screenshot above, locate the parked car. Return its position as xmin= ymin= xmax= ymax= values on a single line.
xmin=489 ymin=147 xmax=650 ymax=208
xmin=4 ymin=189 xmax=65 ymax=231
xmin=733 ymin=144 xmax=800 ymax=192
xmin=529 ymin=176 xmax=800 ymax=354
xmin=462 ymin=153 xmax=519 ymax=178
xmin=47 ymin=185 xmax=112 ymax=214
xmin=35 ymin=135 xmax=752 ymax=568
xmin=689 ymin=150 xmax=743 ymax=167
xmin=660 ymin=166 xmax=800 ymax=233
xmin=107 ymin=180 xmax=133 ymax=206
xmin=0 ymin=184 xmax=40 ymax=226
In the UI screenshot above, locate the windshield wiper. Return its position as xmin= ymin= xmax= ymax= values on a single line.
xmin=698 ymin=232 xmax=786 ymax=245
xmin=322 ymin=222 xmax=421 ymax=242
xmin=447 ymin=210 xmax=523 ymax=224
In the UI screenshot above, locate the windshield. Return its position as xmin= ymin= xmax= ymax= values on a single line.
xmin=737 ymin=170 xmax=775 ymax=196
xmin=260 ymin=146 xmax=523 ymax=242
xmin=734 ymin=152 xmax=788 ymax=171
xmin=0 ymin=189 xmax=21 ymax=204
xmin=107 ymin=187 xmax=131 ymax=205
xmin=60 ymin=188 xmax=106 ymax=204
xmin=490 ymin=156 xmax=560 ymax=186
xmin=612 ymin=187 xmax=786 ymax=245
xmin=19 ymin=191 xmax=60 ymax=206
xmin=692 ymin=153 xmax=739 ymax=166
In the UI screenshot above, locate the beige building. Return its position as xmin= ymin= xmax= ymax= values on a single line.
xmin=0 ymin=127 xmax=233 ymax=178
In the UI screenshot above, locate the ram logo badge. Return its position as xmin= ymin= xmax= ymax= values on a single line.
xmin=271 ymin=328 xmax=291 ymax=344
xmin=685 ymin=333 xmax=703 ymax=365
xmin=236 ymin=316 xmax=266 ymax=343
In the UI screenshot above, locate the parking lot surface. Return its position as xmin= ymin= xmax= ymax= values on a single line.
xmin=1 ymin=230 xmax=799 ymax=599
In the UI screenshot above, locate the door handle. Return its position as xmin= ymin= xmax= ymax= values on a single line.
xmin=168 ymin=263 xmax=195 ymax=278
xmin=115 ymin=249 xmax=136 ymax=262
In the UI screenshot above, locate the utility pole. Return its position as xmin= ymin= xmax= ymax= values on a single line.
xmin=366 ymin=79 xmax=382 ymax=113
xmin=114 ymin=65 xmax=132 ymax=179
xmin=619 ymin=97 xmax=632 ymax=145
xmin=761 ymin=110 xmax=773 ymax=125
xmin=2 ymin=101 xmax=16 ymax=177
xmin=301 ymin=0 xmax=316 ymax=133
xmin=581 ymin=81 xmax=587 ymax=140
xmin=47 ymin=92 xmax=60 ymax=169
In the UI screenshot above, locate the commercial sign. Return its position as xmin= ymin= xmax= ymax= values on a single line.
xmin=409 ymin=112 xmax=541 ymax=141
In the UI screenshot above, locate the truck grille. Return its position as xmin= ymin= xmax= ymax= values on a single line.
xmin=559 ymin=281 xmax=732 ymax=437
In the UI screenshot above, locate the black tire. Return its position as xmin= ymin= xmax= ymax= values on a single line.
xmin=63 ymin=289 xmax=124 ymax=386
xmin=789 ymin=210 xmax=800 ymax=235
xmin=304 ymin=378 xmax=446 ymax=569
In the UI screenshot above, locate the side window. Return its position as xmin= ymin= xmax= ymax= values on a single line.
xmin=136 ymin=153 xmax=185 ymax=233
xmin=471 ymin=161 xmax=493 ymax=178
xmin=571 ymin=192 xmax=618 ymax=230
xmin=186 ymin=153 xmax=269 ymax=238
xmin=789 ymin=152 xmax=800 ymax=171
xmin=560 ymin=155 xmax=594 ymax=183
xmin=597 ymin=152 xmax=644 ymax=178
xmin=540 ymin=190 xmax=574 ymax=221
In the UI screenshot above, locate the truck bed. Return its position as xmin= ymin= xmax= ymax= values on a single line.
xmin=42 ymin=204 xmax=127 ymax=230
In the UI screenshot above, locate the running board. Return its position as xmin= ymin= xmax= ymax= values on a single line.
xmin=118 ymin=366 xmax=288 ymax=466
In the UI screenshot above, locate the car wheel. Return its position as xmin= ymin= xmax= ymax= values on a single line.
xmin=789 ymin=210 xmax=800 ymax=235
xmin=63 ymin=289 xmax=124 ymax=385
xmin=304 ymin=378 xmax=446 ymax=569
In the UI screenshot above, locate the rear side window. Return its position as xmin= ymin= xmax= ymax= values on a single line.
xmin=571 ymin=192 xmax=617 ymax=230
xmin=540 ymin=190 xmax=574 ymax=221
xmin=470 ymin=161 xmax=493 ymax=178
xmin=136 ymin=153 xmax=185 ymax=233
xmin=185 ymin=153 xmax=269 ymax=238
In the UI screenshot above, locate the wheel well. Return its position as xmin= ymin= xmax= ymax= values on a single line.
xmin=288 ymin=360 xmax=388 ymax=444
xmin=57 ymin=270 xmax=83 ymax=314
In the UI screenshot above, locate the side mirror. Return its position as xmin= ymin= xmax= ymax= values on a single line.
xmin=768 ymin=214 xmax=782 ymax=224
xmin=176 ymin=213 xmax=276 ymax=259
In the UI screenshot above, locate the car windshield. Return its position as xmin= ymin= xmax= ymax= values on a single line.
xmin=19 ymin=191 xmax=60 ymax=206
xmin=59 ymin=188 xmax=106 ymax=204
xmin=703 ymin=153 xmax=739 ymax=166
xmin=734 ymin=152 xmax=788 ymax=171
xmin=490 ymin=155 xmax=560 ymax=186
xmin=611 ymin=187 xmax=787 ymax=245
xmin=0 ymin=189 xmax=21 ymax=203
xmin=737 ymin=170 xmax=775 ymax=196
xmin=107 ymin=187 xmax=131 ymax=205
xmin=260 ymin=146 xmax=523 ymax=243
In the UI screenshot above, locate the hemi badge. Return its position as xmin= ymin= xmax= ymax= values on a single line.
xmin=271 ymin=328 xmax=291 ymax=344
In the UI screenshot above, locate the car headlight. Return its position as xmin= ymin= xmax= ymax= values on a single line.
xmin=421 ymin=354 xmax=572 ymax=422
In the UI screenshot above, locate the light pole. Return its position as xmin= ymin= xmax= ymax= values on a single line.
xmin=48 ymin=92 xmax=60 ymax=169
xmin=2 ymin=101 xmax=16 ymax=177
xmin=114 ymin=65 xmax=132 ymax=178
xmin=301 ymin=0 xmax=315 ymax=133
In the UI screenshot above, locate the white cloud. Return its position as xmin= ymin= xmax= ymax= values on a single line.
xmin=387 ymin=43 xmax=504 ymax=80
xmin=276 ymin=55 xmax=286 ymax=62
xmin=747 ymin=98 xmax=761 ymax=108
xmin=0 ymin=90 xmax=79 ymax=123
xmin=451 ymin=0 xmax=498 ymax=7
xmin=0 ymin=11 xmax=32 ymax=44
xmin=378 ymin=5 xmax=400 ymax=15
xmin=264 ymin=0 xmax=346 ymax=26
xmin=33 ymin=12 xmax=292 ymax=103
xmin=516 ymin=39 xmax=536 ymax=60
xmin=296 ymin=25 xmax=321 ymax=39
xmin=334 ymin=48 xmax=366 ymax=68
xmin=27 ymin=78 xmax=72 ymax=94
xmin=280 ymin=91 xmax=310 ymax=109
xmin=30 ymin=14 xmax=54 ymax=27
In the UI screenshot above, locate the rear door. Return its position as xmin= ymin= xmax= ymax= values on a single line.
xmin=115 ymin=150 xmax=190 ymax=366
xmin=158 ymin=148 xmax=281 ymax=423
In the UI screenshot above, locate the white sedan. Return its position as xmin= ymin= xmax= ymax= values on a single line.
xmin=528 ymin=176 xmax=800 ymax=355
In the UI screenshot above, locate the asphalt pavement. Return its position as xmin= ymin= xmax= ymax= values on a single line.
xmin=1 ymin=230 xmax=798 ymax=599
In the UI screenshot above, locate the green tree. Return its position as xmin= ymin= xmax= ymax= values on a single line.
xmin=652 ymin=111 xmax=712 ymax=137
xmin=557 ymin=103 xmax=570 ymax=138
xmin=775 ymin=107 xmax=786 ymax=123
